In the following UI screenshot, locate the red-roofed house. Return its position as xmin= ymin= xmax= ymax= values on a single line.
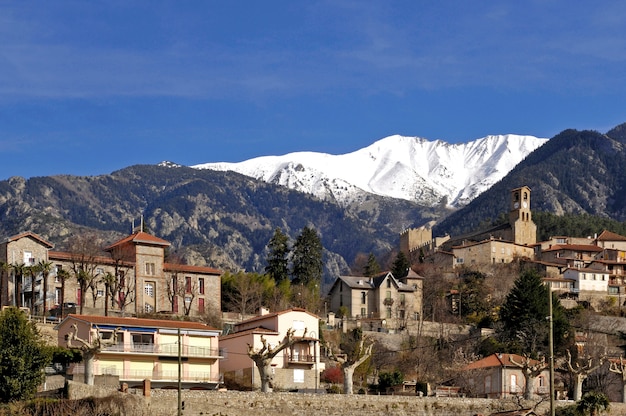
xmin=462 ymin=353 xmax=550 ymax=399
xmin=595 ymin=230 xmax=626 ymax=251
xmin=219 ymin=308 xmax=324 ymax=391
xmin=57 ymin=314 xmax=222 ymax=389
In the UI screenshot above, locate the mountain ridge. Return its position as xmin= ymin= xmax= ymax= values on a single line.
xmin=193 ymin=134 xmax=548 ymax=208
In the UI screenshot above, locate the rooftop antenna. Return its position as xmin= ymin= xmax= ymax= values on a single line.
xmin=140 ymin=215 xmax=144 ymax=232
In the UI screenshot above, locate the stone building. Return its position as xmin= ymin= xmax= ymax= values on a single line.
xmin=0 ymin=230 xmax=221 ymax=318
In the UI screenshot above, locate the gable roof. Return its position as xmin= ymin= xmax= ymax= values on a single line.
xmin=4 ymin=231 xmax=54 ymax=248
xmin=59 ymin=313 xmax=220 ymax=332
xmin=596 ymin=229 xmax=626 ymax=242
xmin=233 ymin=308 xmax=320 ymax=328
xmin=331 ymin=271 xmax=416 ymax=293
xmin=542 ymin=244 xmax=603 ymax=253
xmin=105 ymin=231 xmax=170 ymax=251
xmin=464 ymin=353 xmax=543 ymax=370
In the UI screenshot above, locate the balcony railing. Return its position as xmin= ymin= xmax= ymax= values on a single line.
xmin=287 ymin=354 xmax=316 ymax=364
xmin=72 ymin=366 xmax=219 ymax=382
xmin=102 ymin=343 xmax=221 ymax=358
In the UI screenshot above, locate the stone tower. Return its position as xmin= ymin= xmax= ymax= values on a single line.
xmin=509 ymin=186 xmax=537 ymax=246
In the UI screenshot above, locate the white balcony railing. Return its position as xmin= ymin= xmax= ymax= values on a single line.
xmin=102 ymin=343 xmax=221 ymax=358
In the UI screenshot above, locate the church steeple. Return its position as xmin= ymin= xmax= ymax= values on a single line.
xmin=509 ymin=186 xmax=536 ymax=245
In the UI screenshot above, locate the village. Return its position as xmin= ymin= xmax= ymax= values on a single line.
xmin=1 ymin=186 xmax=626 ymax=415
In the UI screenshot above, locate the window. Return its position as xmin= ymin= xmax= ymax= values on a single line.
xmin=361 ymin=292 xmax=366 ymax=304
xmin=361 ymin=307 xmax=366 ymax=317
xmin=199 ymin=278 xmax=205 ymax=294
xmin=293 ymin=320 xmax=305 ymax=331
xmin=23 ymin=251 xmax=34 ymax=264
xmin=386 ymin=291 xmax=391 ymax=299
xmin=386 ymin=307 xmax=392 ymax=318
xmin=145 ymin=303 xmax=154 ymax=313
xmin=400 ymin=294 xmax=405 ymax=305
xmin=96 ymin=267 xmax=104 ymax=275
xmin=145 ymin=262 xmax=155 ymax=276
xmin=55 ymin=288 xmax=61 ymax=305
xmin=485 ymin=375 xmax=492 ymax=394
xmin=293 ymin=369 xmax=304 ymax=383
xmin=55 ymin=265 xmax=63 ymax=283
xmin=145 ymin=282 xmax=155 ymax=297
xmin=198 ymin=298 xmax=205 ymax=314
xmin=510 ymin=374 xmax=518 ymax=393
xmin=132 ymin=333 xmax=154 ymax=345
xmin=97 ymin=289 xmax=105 ymax=298
xmin=387 ymin=279 xmax=391 ymax=288
xmin=185 ymin=276 xmax=192 ymax=293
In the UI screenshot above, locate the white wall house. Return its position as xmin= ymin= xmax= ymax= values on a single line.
xmin=563 ymin=267 xmax=610 ymax=292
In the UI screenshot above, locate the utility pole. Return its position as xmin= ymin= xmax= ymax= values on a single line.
xmin=178 ymin=327 xmax=182 ymax=416
xmin=548 ymin=287 xmax=555 ymax=416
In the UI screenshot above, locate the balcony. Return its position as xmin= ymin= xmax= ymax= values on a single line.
xmin=72 ymin=365 xmax=219 ymax=383
xmin=287 ymin=353 xmax=316 ymax=365
xmin=102 ymin=343 xmax=221 ymax=358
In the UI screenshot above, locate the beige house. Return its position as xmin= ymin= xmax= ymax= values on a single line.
xmin=326 ymin=270 xmax=423 ymax=330
xmin=220 ymin=308 xmax=323 ymax=391
xmin=452 ymin=239 xmax=535 ymax=267
xmin=57 ymin=314 xmax=222 ymax=389
xmin=462 ymin=353 xmax=549 ymax=399
xmin=0 ymin=230 xmax=220 ymax=318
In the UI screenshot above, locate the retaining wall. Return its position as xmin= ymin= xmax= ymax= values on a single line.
xmin=65 ymin=383 xmax=626 ymax=416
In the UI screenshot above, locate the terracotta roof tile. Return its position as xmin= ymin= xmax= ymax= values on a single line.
xmin=5 ymin=231 xmax=54 ymax=248
xmin=105 ymin=231 xmax=170 ymax=251
xmin=597 ymin=230 xmax=626 ymax=242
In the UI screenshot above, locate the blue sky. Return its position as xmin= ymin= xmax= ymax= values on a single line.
xmin=1 ymin=1 xmax=626 ymax=180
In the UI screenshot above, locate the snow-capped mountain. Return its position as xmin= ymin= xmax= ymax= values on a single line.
xmin=192 ymin=134 xmax=548 ymax=208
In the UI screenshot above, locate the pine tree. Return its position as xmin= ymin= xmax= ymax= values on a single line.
xmin=0 ymin=307 xmax=51 ymax=402
xmin=498 ymin=269 xmax=570 ymax=356
xmin=391 ymin=251 xmax=410 ymax=278
xmin=265 ymin=228 xmax=290 ymax=282
xmin=364 ymin=253 xmax=381 ymax=277
xmin=291 ymin=226 xmax=323 ymax=286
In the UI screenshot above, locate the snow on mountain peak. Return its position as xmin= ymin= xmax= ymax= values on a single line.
xmin=192 ymin=134 xmax=548 ymax=208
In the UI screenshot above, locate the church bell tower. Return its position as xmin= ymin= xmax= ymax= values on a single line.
xmin=509 ymin=186 xmax=536 ymax=246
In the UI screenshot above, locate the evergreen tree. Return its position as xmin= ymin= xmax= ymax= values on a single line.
xmin=364 ymin=253 xmax=381 ymax=277
xmin=291 ymin=226 xmax=323 ymax=286
xmin=0 ymin=307 xmax=51 ymax=402
xmin=265 ymin=228 xmax=290 ymax=282
xmin=391 ymin=251 xmax=411 ymax=278
xmin=498 ymin=269 xmax=570 ymax=356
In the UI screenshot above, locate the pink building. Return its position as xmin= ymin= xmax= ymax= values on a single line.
xmin=220 ymin=308 xmax=323 ymax=391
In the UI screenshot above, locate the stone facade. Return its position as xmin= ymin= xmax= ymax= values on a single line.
xmin=0 ymin=230 xmax=221 ymax=319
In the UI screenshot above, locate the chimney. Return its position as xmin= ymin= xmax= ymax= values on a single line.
xmin=259 ymin=307 xmax=270 ymax=316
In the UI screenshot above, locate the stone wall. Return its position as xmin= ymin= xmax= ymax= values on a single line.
xmin=65 ymin=384 xmax=626 ymax=416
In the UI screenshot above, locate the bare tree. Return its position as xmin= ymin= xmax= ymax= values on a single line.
xmin=247 ymin=327 xmax=307 ymax=392
xmin=566 ymin=349 xmax=605 ymax=401
xmin=609 ymin=356 xmax=626 ymax=403
xmin=326 ymin=329 xmax=374 ymax=394
xmin=66 ymin=233 xmax=104 ymax=314
xmin=510 ymin=354 xmax=549 ymax=400
xmin=66 ymin=323 xmax=120 ymax=385
xmin=166 ymin=274 xmax=198 ymax=316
